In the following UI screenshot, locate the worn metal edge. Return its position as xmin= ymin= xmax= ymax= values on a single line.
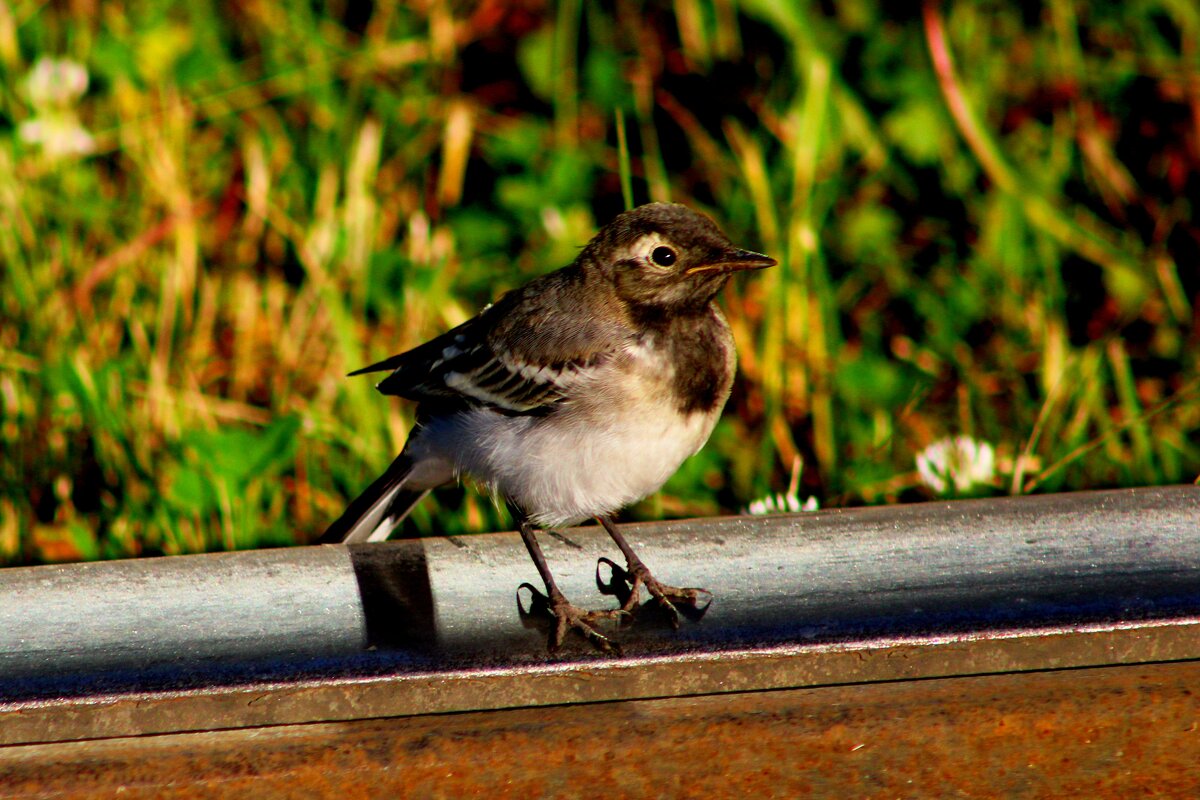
xmin=5 ymin=661 xmax=1200 ymax=799
xmin=3 ymin=615 xmax=1199 ymax=747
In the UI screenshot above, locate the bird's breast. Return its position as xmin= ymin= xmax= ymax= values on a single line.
xmin=502 ymin=385 xmax=721 ymax=527
xmin=420 ymin=364 xmax=723 ymax=528
xmin=633 ymin=305 xmax=738 ymax=415
xmin=411 ymin=306 xmax=737 ymax=527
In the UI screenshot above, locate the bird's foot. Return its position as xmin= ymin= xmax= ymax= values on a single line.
xmin=518 ymin=583 xmax=627 ymax=653
xmin=598 ymin=557 xmax=712 ymax=627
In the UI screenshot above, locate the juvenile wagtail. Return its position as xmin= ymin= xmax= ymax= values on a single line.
xmin=324 ymin=202 xmax=776 ymax=649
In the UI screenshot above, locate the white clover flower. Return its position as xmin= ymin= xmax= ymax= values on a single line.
xmin=18 ymin=58 xmax=95 ymax=162
xmin=744 ymin=456 xmax=819 ymax=515
xmin=26 ymin=58 xmax=89 ymax=109
xmin=18 ymin=116 xmax=95 ymax=159
xmin=916 ymin=436 xmax=996 ymax=495
xmin=746 ymin=493 xmax=819 ymax=515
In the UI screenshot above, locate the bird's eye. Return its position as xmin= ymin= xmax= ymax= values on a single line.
xmin=650 ymin=246 xmax=677 ymax=267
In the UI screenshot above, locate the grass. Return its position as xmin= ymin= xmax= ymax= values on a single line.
xmin=1 ymin=0 xmax=1198 ymax=565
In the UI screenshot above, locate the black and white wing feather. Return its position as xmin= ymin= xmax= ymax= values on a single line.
xmin=350 ymin=273 xmax=631 ymax=415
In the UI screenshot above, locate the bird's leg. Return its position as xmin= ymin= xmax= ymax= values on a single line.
xmin=597 ymin=515 xmax=712 ymax=626
xmin=516 ymin=515 xmax=624 ymax=651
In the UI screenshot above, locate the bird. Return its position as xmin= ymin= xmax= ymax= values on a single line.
xmin=323 ymin=202 xmax=776 ymax=650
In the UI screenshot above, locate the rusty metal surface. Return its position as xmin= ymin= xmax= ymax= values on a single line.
xmin=2 ymin=486 xmax=1200 ymax=747
xmin=3 ymin=659 xmax=1199 ymax=799
xmin=3 ymin=617 xmax=1200 ymax=747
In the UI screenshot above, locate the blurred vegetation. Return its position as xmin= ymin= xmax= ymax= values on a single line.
xmin=1 ymin=0 xmax=1198 ymax=565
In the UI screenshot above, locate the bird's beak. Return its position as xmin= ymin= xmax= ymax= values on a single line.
xmin=686 ymin=249 xmax=777 ymax=275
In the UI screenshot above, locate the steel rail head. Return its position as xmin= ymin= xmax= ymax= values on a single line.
xmin=1 ymin=486 xmax=1199 ymax=721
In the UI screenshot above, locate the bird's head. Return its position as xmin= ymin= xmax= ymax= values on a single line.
xmin=585 ymin=203 xmax=776 ymax=312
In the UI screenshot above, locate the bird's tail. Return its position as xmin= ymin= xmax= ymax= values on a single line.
xmin=319 ymin=453 xmax=431 ymax=544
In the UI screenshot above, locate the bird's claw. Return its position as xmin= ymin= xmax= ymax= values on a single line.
xmin=597 ymin=559 xmax=712 ymax=627
xmin=517 ymin=583 xmax=627 ymax=653
xmin=550 ymin=602 xmax=626 ymax=653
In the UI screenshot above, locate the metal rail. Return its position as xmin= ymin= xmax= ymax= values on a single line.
xmin=5 ymin=661 xmax=1199 ymax=798
xmin=2 ymin=486 xmax=1199 ymax=756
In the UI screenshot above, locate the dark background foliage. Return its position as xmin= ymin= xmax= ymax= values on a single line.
xmin=1 ymin=0 xmax=1197 ymax=564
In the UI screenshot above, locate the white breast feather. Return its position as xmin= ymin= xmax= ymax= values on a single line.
xmin=411 ymin=339 xmax=724 ymax=527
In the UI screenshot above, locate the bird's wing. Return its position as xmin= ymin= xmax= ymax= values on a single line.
xmin=352 ymin=283 xmax=630 ymax=414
